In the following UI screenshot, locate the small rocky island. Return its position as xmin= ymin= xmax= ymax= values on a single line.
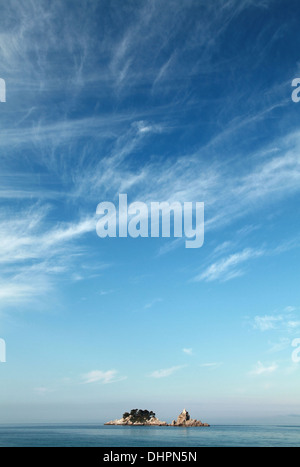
xmin=105 ymin=408 xmax=209 ymax=427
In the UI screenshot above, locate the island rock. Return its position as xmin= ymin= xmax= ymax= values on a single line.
xmin=105 ymin=408 xmax=209 ymax=427
xmin=171 ymin=408 xmax=209 ymax=427
xmin=105 ymin=415 xmax=167 ymax=426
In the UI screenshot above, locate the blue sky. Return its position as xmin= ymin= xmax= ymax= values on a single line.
xmin=1 ymin=0 xmax=300 ymax=424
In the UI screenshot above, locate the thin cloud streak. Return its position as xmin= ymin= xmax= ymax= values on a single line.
xmin=194 ymin=248 xmax=264 ymax=282
xmin=0 ymin=207 xmax=97 ymax=305
xmin=82 ymin=370 xmax=127 ymax=385
xmin=250 ymin=361 xmax=278 ymax=376
xmin=149 ymin=365 xmax=186 ymax=379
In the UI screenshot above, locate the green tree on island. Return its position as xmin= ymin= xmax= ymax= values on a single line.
xmin=123 ymin=409 xmax=156 ymax=423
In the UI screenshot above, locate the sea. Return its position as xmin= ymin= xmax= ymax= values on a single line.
xmin=0 ymin=424 xmax=299 ymax=447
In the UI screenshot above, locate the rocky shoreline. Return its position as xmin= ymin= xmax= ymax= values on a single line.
xmin=105 ymin=408 xmax=210 ymax=427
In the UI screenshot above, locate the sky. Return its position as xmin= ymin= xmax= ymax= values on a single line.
xmin=1 ymin=0 xmax=300 ymax=425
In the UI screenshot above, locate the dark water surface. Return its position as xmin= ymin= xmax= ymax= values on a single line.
xmin=0 ymin=424 xmax=299 ymax=447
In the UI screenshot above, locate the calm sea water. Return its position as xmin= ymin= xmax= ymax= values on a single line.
xmin=0 ymin=425 xmax=299 ymax=447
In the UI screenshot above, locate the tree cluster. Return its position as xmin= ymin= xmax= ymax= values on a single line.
xmin=122 ymin=409 xmax=156 ymax=423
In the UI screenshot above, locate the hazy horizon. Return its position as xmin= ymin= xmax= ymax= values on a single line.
xmin=1 ymin=0 xmax=300 ymax=428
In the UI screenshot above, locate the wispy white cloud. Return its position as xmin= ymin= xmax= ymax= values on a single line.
xmin=0 ymin=0 xmax=299 ymax=317
xmin=250 ymin=361 xmax=278 ymax=376
xmin=284 ymin=306 xmax=297 ymax=313
xmin=82 ymin=370 xmax=127 ymax=385
xmin=195 ymin=233 xmax=300 ymax=283
xmin=213 ymin=241 xmax=234 ymax=255
xmin=254 ymin=315 xmax=283 ymax=332
xmin=98 ymin=290 xmax=114 ymax=297
xmin=157 ymin=238 xmax=184 ymax=256
xmin=287 ymin=321 xmax=300 ymax=330
xmin=253 ymin=307 xmax=300 ymax=333
xmin=267 ymin=338 xmax=291 ymax=354
xmin=0 ymin=280 xmax=50 ymax=305
xmin=34 ymin=387 xmax=52 ymax=394
xmin=144 ymin=298 xmax=163 ymax=310
xmin=194 ymin=248 xmax=264 ymax=282
xmin=0 ymin=205 xmax=98 ymax=306
xmin=182 ymin=348 xmax=193 ymax=356
xmin=199 ymin=362 xmax=223 ymax=369
xmin=0 ymin=207 xmax=95 ymax=265
xmin=149 ymin=365 xmax=185 ymax=379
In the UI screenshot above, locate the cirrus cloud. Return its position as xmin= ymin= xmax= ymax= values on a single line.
xmin=149 ymin=365 xmax=186 ymax=379
xmin=82 ymin=370 xmax=127 ymax=385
